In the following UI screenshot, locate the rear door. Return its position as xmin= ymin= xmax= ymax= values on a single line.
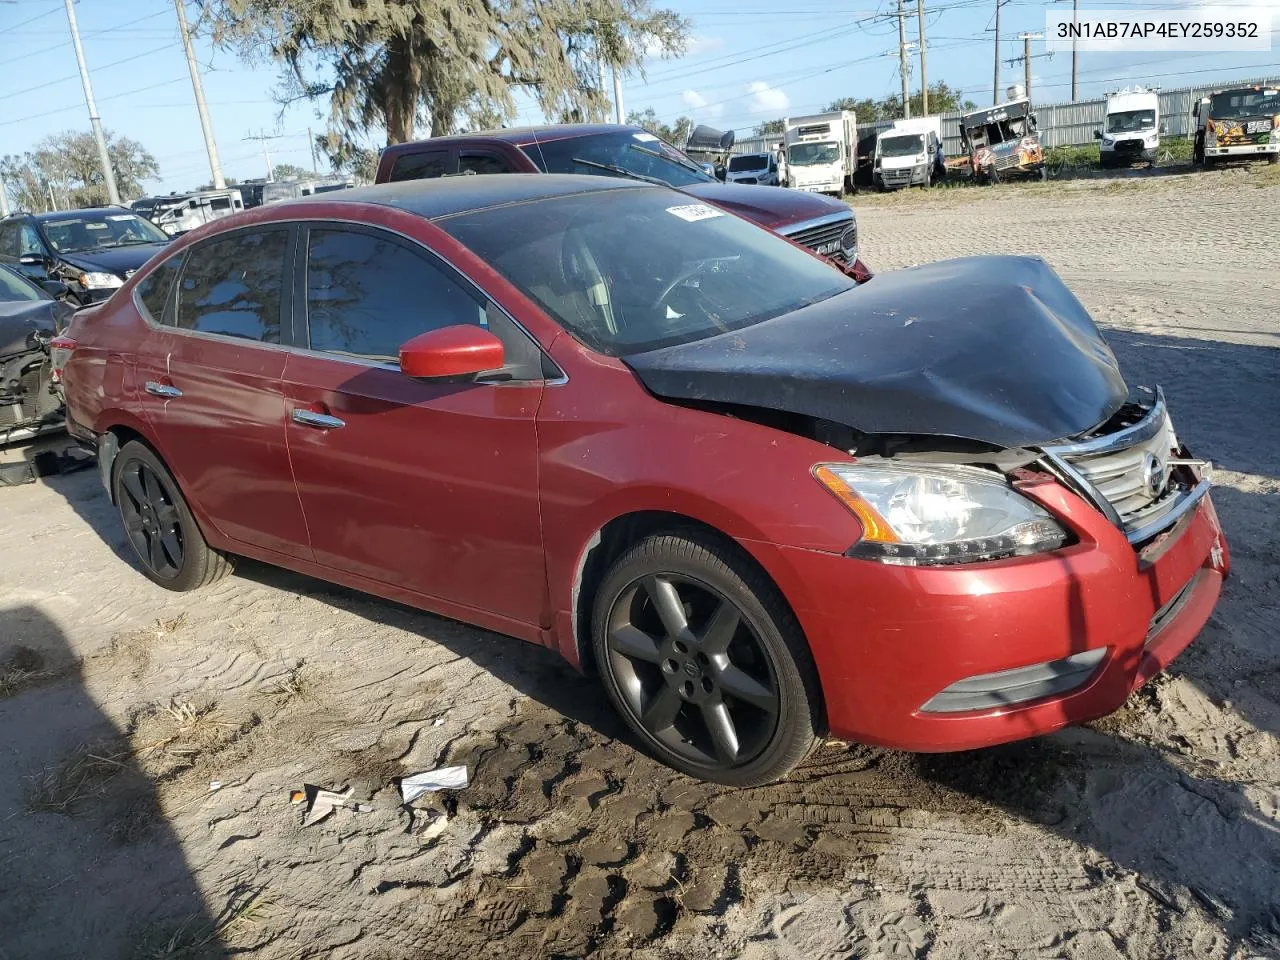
xmin=135 ymin=226 xmax=311 ymax=559
xmin=281 ymin=222 xmax=548 ymax=625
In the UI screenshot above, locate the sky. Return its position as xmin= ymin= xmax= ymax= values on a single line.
xmin=1 ymin=0 xmax=1277 ymax=194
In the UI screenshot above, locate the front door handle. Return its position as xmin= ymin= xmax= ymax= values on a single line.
xmin=145 ymin=381 xmax=183 ymax=398
xmin=291 ymin=408 xmax=345 ymax=430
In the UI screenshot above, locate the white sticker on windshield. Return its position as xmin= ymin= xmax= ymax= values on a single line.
xmin=632 ymin=132 xmax=659 ymax=142
xmin=107 ymin=215 xmax=138 ymax=222
xmin=666 ymin=204 xmax=724 ymax=223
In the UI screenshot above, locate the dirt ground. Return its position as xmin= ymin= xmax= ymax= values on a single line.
xmin=2 ymin=165 xmax=1279 ymax=960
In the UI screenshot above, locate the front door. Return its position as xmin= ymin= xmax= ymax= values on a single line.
xmin=134 ymin=227 xmax=311 ymax=559
xmin=282 ymin=224 xmax=548 ymax=626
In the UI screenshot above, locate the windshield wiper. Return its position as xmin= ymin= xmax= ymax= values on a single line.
xmin=570 ymin=157 xmax=667 ymax=186
xmin=629 ymin=143 xmax=709 ymax=177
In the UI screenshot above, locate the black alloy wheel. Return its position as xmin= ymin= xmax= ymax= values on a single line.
xmin=592 ymin=533 xmax=821 ymax=785
xmin=118 ymin=458 xmax=184 ymax=579
xmin=112 ymin=440 xmax=234 ymax=591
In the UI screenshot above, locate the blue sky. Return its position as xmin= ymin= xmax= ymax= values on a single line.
xmin=1 ymin=0 xmax=1276 ymax=193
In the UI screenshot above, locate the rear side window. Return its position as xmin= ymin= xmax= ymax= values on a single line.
xmin=388 ymin=150 xmax=449 ymax=182
xmin=134 ymin=255 xmax=183 ymax=325
xmin=305 ymin=228 xmax=485 ymax=360
xmin=175 ymin=229 xmax=288 ymax=343
xmin=458 ymin=152 xmax=513 ymax=175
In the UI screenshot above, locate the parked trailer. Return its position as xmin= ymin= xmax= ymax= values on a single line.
xmin=129 ymin=189 xmax=244 ymax=236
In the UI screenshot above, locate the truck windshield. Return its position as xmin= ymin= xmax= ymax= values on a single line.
xmin=39 ymin=213 xmax=168 ymax=253
xmin=530 ymin=131 xmax=713 ymax=187
xmin=728 ymin=154 xmax=768 ymax=171
xmin=789 ymin=142 xmax=840 ymax=166
xmin=1107 ymin=109 xmax=1156 ymax=133
xmin=438 ymin=186 xmax=854 ymax=357
xmin=879 ymin=135 xmax=924 ymax=158
xmin=1209 ymin=89 xmax=1280 ymax=117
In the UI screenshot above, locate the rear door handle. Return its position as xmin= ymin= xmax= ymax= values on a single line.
xmin=144 ymin=381 xmax=183 ymax=398
xmin=291 ymin=408 xmax=345 ymax=430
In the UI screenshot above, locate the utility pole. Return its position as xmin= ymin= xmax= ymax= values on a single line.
xmin=1071 ymin=0 xmax=1079 ymax=100
xmin=64 ymin=0 xmax=120 ymax=205
xmin=0 ymin=175 xmax=9 ymax=218
xmin=1007 ymin=34 xmax=1048 ymax=100
xmin=611 ymin=64 xmax=625 ymax=125
xmin=917 ymin=0 xmax=928 ymax=115
xmin=897 ymin=0 xmax=911 ymax=119
xmin=243 ymin=131 xmax=279 ymax=181
xmin=992 ymin=0 xmax=1002 ymax=105
xmin=173 ymin=0 xmax=224 ymax=189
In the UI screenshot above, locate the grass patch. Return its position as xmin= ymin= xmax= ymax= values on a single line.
xmin=128 ymin=698 xmax=261 ymax=785
xmin=26 ymin=740 xmax=130 ymax=815
xmin=106 ymin=615 xmax=190 ymax=678
xmin=132 ymin=885 xmax=273 ymax=959
xmin=262 ymin=659 xmax=311 ymax=702
xmin=0 ymin=645 xmax=59 ymax=698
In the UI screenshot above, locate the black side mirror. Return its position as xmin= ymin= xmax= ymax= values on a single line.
xmin=1093 ymin=130 xmax=1103 ymax=140
xmin=40 ymin=279 xmax=70 ymax=299
xmin=19 ymin=253 xmax=45 ymax=266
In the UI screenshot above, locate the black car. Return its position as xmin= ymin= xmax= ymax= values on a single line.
xmin=0 ymin=208 xmax=171 ymax=306
xmin=0 ymin=264 xmax=73 ymax=444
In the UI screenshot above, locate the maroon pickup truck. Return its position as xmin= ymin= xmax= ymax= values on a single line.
xmin=375 ymin=123 xmax=872 ymax=283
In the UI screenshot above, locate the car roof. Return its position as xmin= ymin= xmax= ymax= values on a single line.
xmin=302 ymin=173 xmax=653 ymax=220
xmin=390 ymin=123 xmax=644 ymax=150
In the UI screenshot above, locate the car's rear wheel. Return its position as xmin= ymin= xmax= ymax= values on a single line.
xmin=112 ymin=440 xmax=233 ymax=591
xmin=591 ymin=531 xmax=821 ymax=786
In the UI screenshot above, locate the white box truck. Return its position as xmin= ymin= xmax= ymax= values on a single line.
xmin=1096 ymin=87 xmax=1161 ymax=169
xmin=873 ymin=116 xmax=945 ymax=189
xmin=783 ymin=111 xmax=856 ymax=195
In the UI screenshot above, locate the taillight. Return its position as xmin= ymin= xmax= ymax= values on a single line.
xmin=49 ymin=335 xmax=77 ymax=384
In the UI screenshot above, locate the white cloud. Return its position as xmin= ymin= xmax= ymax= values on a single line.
xmin=747 ymin=81 xmax=790 ymax=114
xmin=686 ymin=35 xmax=726 ymax=55
xmin=682 ymin=88 xmax=724 ymax=118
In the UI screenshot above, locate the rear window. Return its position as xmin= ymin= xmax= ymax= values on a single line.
xmin=389 ymin=150 xmax=449 ymax=182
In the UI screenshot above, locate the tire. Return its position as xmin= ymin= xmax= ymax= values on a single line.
xmin=591 ymin=531 xmax=822 ymax=786
xmin=1268 ymin=153 xmax=1279 ymax=165
xmin=112 ymin=439 xmax=233 ymax=591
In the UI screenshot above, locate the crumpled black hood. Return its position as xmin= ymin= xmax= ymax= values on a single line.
xmin=624 ymin=255 xmax=1128 ymax=449
xmin=59 ymin=242 xmax=169 ymax=277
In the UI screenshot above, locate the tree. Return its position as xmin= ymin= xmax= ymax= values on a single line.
xmin=625 ymin=107 xmax=691 ymax=146
xmin=1 ymin=130 xmax=159 ymax=211
xmin=203 ymin=0 xmax=690 ymax=169
xmin=754 ymin=118 xmax=784 ymax=137
xmin=825 ymin=82 xmax=977 ymax=121
xmin=269 ymin=162 xmax=312 ymax=180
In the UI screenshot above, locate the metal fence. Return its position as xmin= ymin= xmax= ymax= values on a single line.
xmin=728 ymin=74 xmax=1280 ymax=158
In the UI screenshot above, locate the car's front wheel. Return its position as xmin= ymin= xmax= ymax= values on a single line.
xmin=591 ymin=531 xmax=822 ymax=785
xmin=112 ymin=439 xmax=233 ymax=591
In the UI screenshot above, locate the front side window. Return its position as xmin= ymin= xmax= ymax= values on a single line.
xmin=135 ymin=255 xmax=183 ymax=325
xmin=175 ymin=229 xmax=288 ymax=342
xmin=0 ymin=266 xmax=43 ymax=302
xmin=389 ymin=150 xmax=450 ymax=182
xmin=439 ymin=186 xmax=854 ymax=357
xmin=305 ymin=228 xmax=486 ymax=361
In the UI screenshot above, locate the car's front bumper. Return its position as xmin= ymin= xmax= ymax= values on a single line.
xmin=746 ymin=475 xmax=1228 ymax=752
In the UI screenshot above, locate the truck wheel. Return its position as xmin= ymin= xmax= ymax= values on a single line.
xmin=1268 ymin=153 xmax=1279 ymax=165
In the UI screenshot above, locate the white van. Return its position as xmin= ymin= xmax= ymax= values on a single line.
xmin=725 ymin=152 xmax=783 ymax=186
xmin=1098 ymin=88 xmax=1161 ymax=169
xmin=873 ymin=117 xmax=945 ymax=189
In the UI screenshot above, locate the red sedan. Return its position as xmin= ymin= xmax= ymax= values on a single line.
xmin=54 ymin=175 xmax=1228 ymax=785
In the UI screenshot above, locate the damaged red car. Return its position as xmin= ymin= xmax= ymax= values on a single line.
xmin=55 ymin=175 xmax=1229 ymax=785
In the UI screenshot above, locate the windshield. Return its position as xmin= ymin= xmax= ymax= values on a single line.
xmin=529 ymin=131 xmax=713 ymax=187
xmin=879 ymin=134 xmax=925 ymax=158
xmin=39 ymin=213 xmax=167 ymax=253
xmin=1107 ymin=109 xmax=1156 ymax=133
xmin=728 ymin=154 xmax=768 ymax=171
xmin=788 ymin=141 xmax=840 ymax=166
xmin=0 ymin=266 xmax=43 ymax=302
xmin=439 ymin=186 xmax=854 ymax=356
xmin=1209 ymin=89 xmax=1280 ymax=117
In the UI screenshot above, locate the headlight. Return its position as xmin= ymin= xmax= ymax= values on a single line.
xmin=814 ymin=462 xmax=1067 ymax=565
xmin=1101 ymin=136 xmax=1114 ymax=146
xmin=79 ymin=271 xmax=123 ymax=290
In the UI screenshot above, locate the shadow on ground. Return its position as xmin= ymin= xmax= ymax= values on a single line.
xmin=0 ymin=605 xmax=222 ymax=960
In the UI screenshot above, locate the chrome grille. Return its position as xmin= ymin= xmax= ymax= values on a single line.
xmin=1041 ymin=389 xmax=1211 ymax=545
xmin=994 ymin=154 xmax=1023 ymax=171
xmin=780 ymin=213 xmax=855 ymax=263
xmin=882 ymin=168 xmax=913 ymax=186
